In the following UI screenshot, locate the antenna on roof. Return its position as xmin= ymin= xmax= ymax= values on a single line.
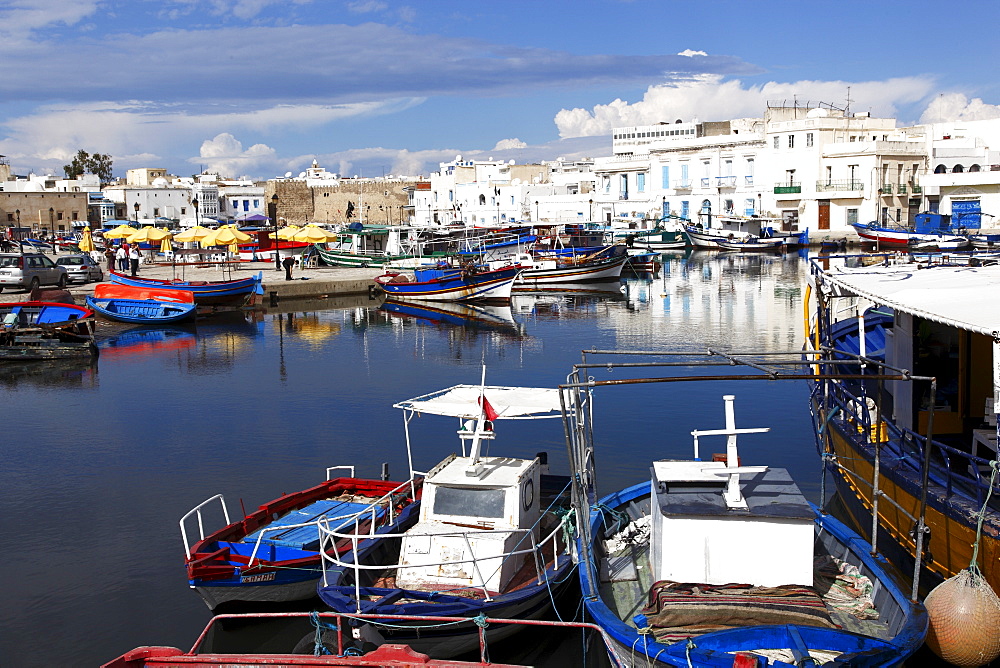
xmin=845 ymin=86 xmax=853 ymax=116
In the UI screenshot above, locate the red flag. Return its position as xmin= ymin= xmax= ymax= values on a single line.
xmin=478 ymin=395 xmax=499 ymax=423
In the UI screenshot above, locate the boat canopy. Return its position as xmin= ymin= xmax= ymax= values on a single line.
xmin=394 ymin=384 xmax=563 ymax=420
xmin=820 ymin=262 xmax=1000 ymax=336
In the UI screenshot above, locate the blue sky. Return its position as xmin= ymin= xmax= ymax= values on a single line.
xmin=2 ymin=0 xmax=998 ymax=181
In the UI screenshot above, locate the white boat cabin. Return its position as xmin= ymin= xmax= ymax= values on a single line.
xmin=649 ymin=395 xmax=815 ymax=588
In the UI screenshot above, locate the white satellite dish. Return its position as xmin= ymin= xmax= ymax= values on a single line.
xmin=284 ymin=171 xmax=292 ymax=178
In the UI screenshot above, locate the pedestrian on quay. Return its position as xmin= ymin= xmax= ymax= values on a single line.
xmin=129 ymin=245 xmax=141 ymax=276
xmin=116 ymin=245 xmax=127 ymax=272
xmin=104 ymin=245 xmax=116 ymax=270
xmin=282 ymin=254 xmax=295 ymax=281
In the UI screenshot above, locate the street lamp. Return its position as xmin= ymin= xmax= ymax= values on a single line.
xmin=133 ymin=202 xmax=140 ymax=224
xmin=48 ymin=207 xmax=54 ymax=253
xmin=589 ymin=199 xmax=593 ymax=221
xmin=270 ymin=194 xmax=281 ymax=271
xmin=192 ymin=197 xmax=200 ymax=228
xmin=14 ymin=209 xmax=21 ymax=254
xmin=535 ymin=200 xmax=539 ymax=222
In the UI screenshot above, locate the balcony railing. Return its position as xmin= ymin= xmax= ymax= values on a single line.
xmin=912 ymin=184 xmax=922 ymax=194
xmin=715 ymin=176 xmax=737 ymax=188
xmin=880 ymin=184 xmax=893 ymax=194
xmin=673 ymin=179 xmax=692 ymax=190
xmin=744 ymin=176 xmax=754 ymax=187
xmin=815 ymin=180 xmax=865 ymax=193
xmin=897 ymin=184 xmax=907 ymax=194
xmin=774 ymin=182 xmax=802 ymax=194
xmin=700 ymin=177 xmax=711 ymax=188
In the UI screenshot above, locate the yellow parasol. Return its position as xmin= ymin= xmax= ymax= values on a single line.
xmin=78 ymin=228 xmax=95 ymax=252
xmin=160 ymin=237 xmax=173 ymax=254
xmin=200 ymin=225 xmax=251 ymax=248
xmin=126 ymin=227 xmax=172 ymax=243
xmin=275 ymin=225 xmax=301 ymax=241
xmin=290 ymin=224 xmax=339 ymax=243
xmin=173 ymin=225 xmax=213 ymax=243
xmin=104 ymin=224 xmax=139 ymax=240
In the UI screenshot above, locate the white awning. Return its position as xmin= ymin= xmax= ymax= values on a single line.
xmin=821 ymin=262 xmax=1000 ymax=336
xmin=394 ymin=384 xmax=564 ymax=419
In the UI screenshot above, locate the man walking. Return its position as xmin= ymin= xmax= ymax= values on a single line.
xmin=116 ymin=245 xmax=128 ymax=272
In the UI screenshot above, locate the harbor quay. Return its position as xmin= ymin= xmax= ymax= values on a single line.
xmin=0 ymin=253 xmax=384 ymax=305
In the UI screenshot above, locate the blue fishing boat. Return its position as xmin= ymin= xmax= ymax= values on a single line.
xmin=379 ymin=299 xmax=521 ymax=335
xmin=374 ymin=263 xmax=521 ymax=302
xmin=86 ymin=296 xmax=197 ymax=324
xmin=109 ymin=270 xmax=263 ymax=305
xmin=561 ymin=350 xmax=927 ymax=667
xmin=316 ymin=379 xmax=576 ymax=658
xmin=0 ymin=301 xmax=98 ymax=360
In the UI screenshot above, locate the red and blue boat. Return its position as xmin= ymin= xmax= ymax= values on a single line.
xmin=375 ymin=263 xmax=521 ymax=302
xmin=86 ymin=295 xmax=196 ymax=324
xmin=181 ymin=468 xmax=422 ymax=610
xmin=109 ymin=270 xmax=263 ymax=305
xmin=0 ymin=301 xmax=98 ymax=360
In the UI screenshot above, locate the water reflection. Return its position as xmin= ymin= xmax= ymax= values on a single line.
xmin=379 ymin=299 xmax=525 ymax=337
xmin=0 ymin=358 xmax=98 ymax=389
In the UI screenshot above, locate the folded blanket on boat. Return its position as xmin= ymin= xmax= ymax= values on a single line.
xmin=641 ymin=580 xmax=837 ymax=644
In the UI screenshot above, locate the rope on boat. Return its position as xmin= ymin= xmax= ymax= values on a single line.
xmin=970 ymin=460 xmax=1000 ymax=574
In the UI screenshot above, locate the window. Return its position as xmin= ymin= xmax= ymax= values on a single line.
xmin=661 ymin=166 xmax=670 ymax=188
xmin=806 ymin=132 xmax=814 ymax=147
xmin=637 ymin=172 xmax=646 ymax=192
xmin=681 ymin=200 xmax=690 ymax=219
xmin=433 ymin=486 xmax=505 ymax=519
xmin=620 ymin=174 xmax=628 ymax=196
xmin=56 ymin=212 xmax=63 ymax=220
xmin=788 ymin=135 xmax=795 ymax=149
xmin=825 ymin=166 xmax=832 ymax=185
xmin=745 ymin=198 xmax=755 ymax=216
xmin=746 ymin=158 xmax=754 ymax=176
xmin=773 ymin=136 xmax=780 ymax=149
xmin=181 ymin=207 xmax=187 ymax=215
xmin=448 ymin=190 xmax=454 ymax=201
xmin=786 ymin=169 xmax=796 ymax=185
xmin=847 ymin=208 xmax=858 ymax=225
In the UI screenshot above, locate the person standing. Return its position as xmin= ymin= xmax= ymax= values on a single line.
xmin=129 ymin=245 xmax=141 ymax=276
xmin=104 ymin=246 xmax=116 ymax=271
xmin=282 ymin=254 xmax=295 ymax=281
xmin=116 ymin=245 xmax=127 ymax=272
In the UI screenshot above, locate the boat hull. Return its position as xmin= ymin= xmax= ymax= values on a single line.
xmin=516 ymin=254 xmax=627 ymax=287
xmin=375 ymin=265 xmax=521 ymax=302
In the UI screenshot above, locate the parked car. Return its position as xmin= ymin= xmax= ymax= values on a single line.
xmin=0 ymin=253 xmax=68 ymax=292
xmin=56 ymin=254 xmax=104 ymax=284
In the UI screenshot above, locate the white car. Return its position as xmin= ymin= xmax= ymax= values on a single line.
xmin=56 ymin=254 xmax=105 ymax=284
xmin=0 ymin=253 xmax=68 ymax=292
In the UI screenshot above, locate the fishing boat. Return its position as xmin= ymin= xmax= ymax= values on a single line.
xmin=93 ymin=283 xmax=195 ymax=304
xmin=713 ymin=236 xmax=785 ymax=252
xmin=180 ymin=467 xmax=422 ymax=610
xmin=807 ymin=253 xmax=1000 ymax=612
xmin=561 ymin=349 xmax=928 ymax=667
xmin=503 ymin=249 xmax=628 ymax=288
xmin=374 ymin=263 xmax=521 ymax=302
xmin=315 ymin=379 xmax=576 ymax=658
xmin=849 ymin=222 xmax=967 ymax=249
xmin=0 ymin=301 xmax=98 ymax=360
xmin=86 ymin=295 xmax=196 ymax=324
xmin=100 ymin=611 xmax=613 ymax=668
xmin=109 ymin=270 xmax=263 ymax=305
xmin=969 ymin=232 xmax=1000 ymax=250
xmin=315 ymin=224 xmax=429 ymax=268
xmin=685 ymin=216 xmax=808 ymax=249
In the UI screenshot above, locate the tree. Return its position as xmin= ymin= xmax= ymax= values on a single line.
xmin=63 ymin=149 xmax=114 ymax=184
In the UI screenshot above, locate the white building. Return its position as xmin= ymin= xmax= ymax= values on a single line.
xmin=918 ymin=119 xmax=1000 ymax=230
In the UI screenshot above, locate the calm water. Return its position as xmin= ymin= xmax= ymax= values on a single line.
xmin=1 ymin=250 xmax=818 ymax=666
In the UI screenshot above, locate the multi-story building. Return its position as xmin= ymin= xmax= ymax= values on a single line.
xmin=918 ymin=119 xmax=1000 ymax=230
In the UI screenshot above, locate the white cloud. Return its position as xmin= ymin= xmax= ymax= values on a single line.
xmin=0 ymin=98 xmax=425 ymax=175
xmin=160 ymin=0 xmax=312 ymax=20
xmin=493 ymin=138 xmax=527 ymax=150
xmin=554 ymin=74 xmax=936 ymax=138
xmin=0 ymin=0 xmax=100 ymax=41
xmin=194 ymin=133 xmax=276 ymax=175
xmin=347 ymin=0 xmax=388 ymax=13
xmin=920 ymin=93 xmax=1000 ymax=123
xmin=677 ymin=49 xmax=707 ymax=57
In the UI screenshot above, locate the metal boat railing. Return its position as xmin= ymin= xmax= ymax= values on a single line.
xmin=182 ymin=611 xmax=616 ymax=663
xmin=180 ymin=494 xmax=231 ymax=560
xmin=317 ymin=509 xmax=574 ymax=612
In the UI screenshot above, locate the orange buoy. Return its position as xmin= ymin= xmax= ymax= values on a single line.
xmin=925 ymin=569 xmax=1000 ymax=666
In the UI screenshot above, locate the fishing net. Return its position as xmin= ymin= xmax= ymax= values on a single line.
xmin=925 ymin=567 xmax=1000 ymax=666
